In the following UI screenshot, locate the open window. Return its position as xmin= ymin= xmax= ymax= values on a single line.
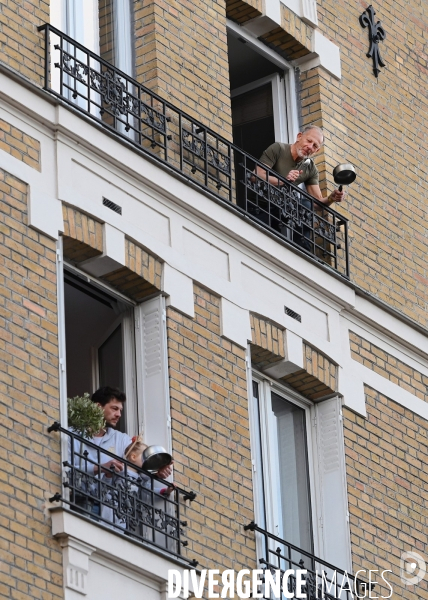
xmin=64 ymin=268 xmax=137 ymax=432
xmin=227 ymin=23 xmax=299 ymax=158
xmin=231 ymin=75 xmax=288 ymax=160
xmin=61 ymin=264 xmax=170 ymax=449
xmin=227 ymin=23 xmax=300 ymax=212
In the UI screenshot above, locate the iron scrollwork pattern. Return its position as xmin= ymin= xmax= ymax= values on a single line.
xmin=57 ymin=49 xmax=166 ymax=131
xmin=244 ymin=521 xmax=358 ymax=600
xmin=40 ymin=24 xmax=349 ymax=277
xmin=314 ymin=214 xmax=336 ymax=242
xmin=245 ymin=174 xmax=337 ymax=243
xmin=182 ymin=130 xmax=231 ymax=175
xmin=359 ymin=5 xmax=386 ymax=78
xmin=48 ymin=424 xmax=197 ymax=565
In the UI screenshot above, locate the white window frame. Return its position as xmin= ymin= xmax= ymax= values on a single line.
xmin=248 ymin=363 xmax=352 ymax=571
xmin=58 ymin=257 xmax=172 ymax=460
xmin=51 ymin=0 xmax=133 ymax=70
xmin=59 ymin=259 xmax=140 ymax=430
xmin=250 ymin=370 xmax=323 ymax=557
xmin=227 ymin=19 xmax=300 ymax=143
xmin=50 ymin=0 xmax=100 ymax=52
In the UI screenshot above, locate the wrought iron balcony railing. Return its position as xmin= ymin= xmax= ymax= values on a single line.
xmin=244 ymin=522 xmax=367 ymax=599
xmin=38 ymin=24 xmax=349 ymax=277
xmin=48 ymin=423 xmax=197 ymax=566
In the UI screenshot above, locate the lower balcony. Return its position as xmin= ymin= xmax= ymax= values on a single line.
xmin=37 ymin=23 xmax=349 ymax=278
xmin=48 ymin=424 xmax=197 ymax=598
xmin=244 ymin=522 xmax=368 ymax=600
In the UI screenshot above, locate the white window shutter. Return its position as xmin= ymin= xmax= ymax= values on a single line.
xmin=135 ymin=296 xmax=171 ymax=453
xmin=315 ymin=397 xmax=351 ymax=572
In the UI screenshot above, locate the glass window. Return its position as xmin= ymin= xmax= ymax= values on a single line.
xmin=271 ymin=391 xmax=312 ymax=553
xmin=252 ymin=380 xmax=313 ymax=555
xmin=98 ymin=324 xmax=124 ymax=392
xmin=63 ymin=268 xmax=135 ymax=432
xmin=98 ymin=0 xmax=133 ymax=75
xmin=251 ymin=377 xmax=352 ymax=571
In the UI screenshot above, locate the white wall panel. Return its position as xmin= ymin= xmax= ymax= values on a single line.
xmin=183 ymin=228 xmax=230 ymax=280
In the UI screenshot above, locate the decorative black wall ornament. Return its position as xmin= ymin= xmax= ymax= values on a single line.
xmin=359 ymin=5 xmax=386 ymax=77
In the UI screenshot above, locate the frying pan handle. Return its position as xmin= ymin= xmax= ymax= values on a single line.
xmin=338 ymin=185 xmax=343 ymax=192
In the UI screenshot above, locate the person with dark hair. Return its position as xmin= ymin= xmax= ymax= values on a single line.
xmin=71 ymin=386 xmax=172 ymax=488
xmin=91 ymin=386 xmax=126 ymax=407
xmin=85 ymin=386 xmax=172 ymax=479
xmin=87 ymin=386 xmax=131 ymax=477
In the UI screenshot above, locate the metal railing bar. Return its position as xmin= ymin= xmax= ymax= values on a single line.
xmin=48 ymin=422 xmax=197 ymax=565
xmin=38 ymin=23 xmax=349 ymax=277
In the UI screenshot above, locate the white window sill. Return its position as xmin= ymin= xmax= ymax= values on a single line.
xmin=50 ymin=507 xmax=193 ymax=599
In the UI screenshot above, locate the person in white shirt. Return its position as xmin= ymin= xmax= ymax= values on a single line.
xmin=80 ymin=386 xmax=172 ymax=480
xmin=70 ymin=386 xmax=173 ymax=518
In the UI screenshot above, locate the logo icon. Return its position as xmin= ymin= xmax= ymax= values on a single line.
xmin=400 ymin=551 xmax=426 ymax=586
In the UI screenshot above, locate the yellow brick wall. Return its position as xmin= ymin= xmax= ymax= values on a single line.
xmin=101 ymin=238 xmax=163 ymax=300
xmin=344 ymin=386 xmax=428 ymax=599
xmin=0 ymin=0 xmax=49 ymax=86
xmin=125 ymin=238 xmax=162 ymax=289
xmin=250 ymin=313 xmax=285 ymax=369
xmin=134 ymin=0 xmax=233 ymax=138
xmin=303 ymin=343 xmax=338 ymax=389
xmin=166 ymin=284 xmax=256 ymax=572
xmin=62 ymin=206 xmax=163 ymax=300
xmin=62 ymin=205 xmax=104 ymax=263
xmin=260 ymin=5 xmax=313 ymax=61
xmin=300 ymin=0 xmax=428 ymax=326
xmin=1 ymin=0 xmax=425 ymax=326
xmin=226 ymin=0 xmax=262 ymax=24
xmin=249 ymin=314 xmax=338 ymax=400
xmin=0 ymin=118 xmax=41 ymax=170
xmin=281 ymin=343 xmax=337 ymax=401
xmin=0 ymin=169 xmax=63 ymax=598
xmin=350 ymin=331 xmax=428 ymax=402
xmin=99 ymin=0 xmax=114 ymax=66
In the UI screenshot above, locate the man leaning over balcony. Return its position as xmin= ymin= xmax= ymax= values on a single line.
xmin=255 ymin=125 xmax=345 ymax=250
xmin=71 ymin=386 xmax=172 ymax=514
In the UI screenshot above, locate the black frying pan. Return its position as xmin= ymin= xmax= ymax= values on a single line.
xmin=333 ymin=163 xmax=357 ymax=191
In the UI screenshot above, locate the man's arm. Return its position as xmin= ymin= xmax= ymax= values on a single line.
xmin=253 ymin=165 xmax=284 ymax=186
xmin=254 ymin=165 xmax=304 ymax=186
xmin=306 ymin=184 xmax=345 ymax=206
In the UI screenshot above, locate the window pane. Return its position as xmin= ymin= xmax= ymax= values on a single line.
xmin=64 ymin=273 xmax=121 ymax=397
xmin=271 ymin=392 xmax=312 ymax=554
xmin=232 ymin=84 xmax=275 ymax=160
xmin=98 ymin=324 xmax=125 ymax=432
xmin=98 ymin=324 xmax=124 ymax=391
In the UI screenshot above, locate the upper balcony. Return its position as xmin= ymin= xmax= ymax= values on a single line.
xmin=38 ymin=24 xmax=349 ymax=278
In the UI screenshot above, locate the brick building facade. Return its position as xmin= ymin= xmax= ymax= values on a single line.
xmin=0 ymin=0 xmax=427 ymax=599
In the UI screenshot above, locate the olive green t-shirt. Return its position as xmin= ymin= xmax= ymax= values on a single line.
xmin=259 ymin=142 xmax=319 ymax=186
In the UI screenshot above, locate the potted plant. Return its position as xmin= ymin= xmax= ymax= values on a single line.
xmin=67 ymin=394 xmax=106 ymax=511
xmin=67 ymin=393 xmax=106 ymax=441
